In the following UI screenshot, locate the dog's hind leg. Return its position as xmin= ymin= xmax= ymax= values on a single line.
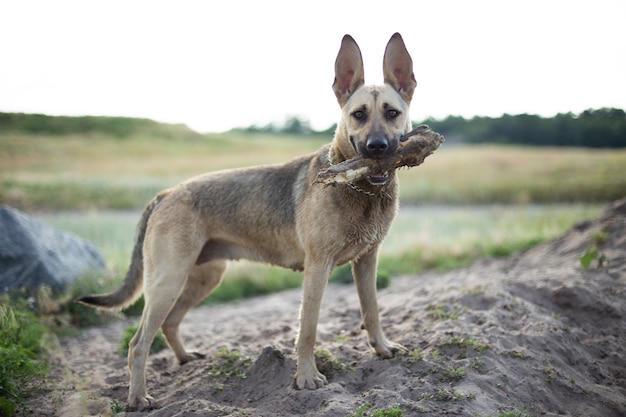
xmin=161 ymin=260 xmax=227 ymax=364
xmin=126 ymin=227 xmax=202 ymax=411
xmin=352 ymin=247 xmax=408 ymax=358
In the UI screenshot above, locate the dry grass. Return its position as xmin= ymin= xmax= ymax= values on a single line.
xmin=1 ymin=132 xmax=625 ymax=209
xmin=397 ymin=145 xmax=626 ymax=203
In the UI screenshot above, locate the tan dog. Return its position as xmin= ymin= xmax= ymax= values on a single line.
xmin=79 ymin=32 xmax=416 ymax=411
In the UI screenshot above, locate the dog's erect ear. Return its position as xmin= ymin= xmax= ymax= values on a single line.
xmin=383 ymin=33 xmax=416 ymax=104
xmin=333 ymin=35 xmax=365 ymax=107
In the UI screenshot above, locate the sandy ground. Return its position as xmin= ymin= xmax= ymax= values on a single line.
xmin=22 ymin=199 xmax=625 ymax=417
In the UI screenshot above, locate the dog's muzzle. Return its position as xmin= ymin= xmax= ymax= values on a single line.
xmin=363 ymin=136 xmax=394 ymax=185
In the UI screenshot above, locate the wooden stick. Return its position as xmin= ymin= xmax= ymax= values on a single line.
xmin=314 ymin=125 xmax=444 ymax=185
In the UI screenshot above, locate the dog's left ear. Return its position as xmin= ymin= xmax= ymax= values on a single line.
xmin=383 ymin=33 xmax=416 ymax=104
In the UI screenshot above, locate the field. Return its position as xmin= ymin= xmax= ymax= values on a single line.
xmin=1 ymin=130 xmax=625 ymax=210
xmin=0 ymin=127 xmax=626 ymax=300
xmin=1 ymin=129 xmax=621 ymax=295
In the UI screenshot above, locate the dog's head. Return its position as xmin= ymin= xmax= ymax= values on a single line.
xmin=331 ymin=33 xmax=416 ymax=185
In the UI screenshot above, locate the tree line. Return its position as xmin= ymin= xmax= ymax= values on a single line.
xmin=245 ymin=108 xmax=626 ymax=148
xmin=423 ymin=108 xmax=626 ymax=147
xmin=3 ymin=109 xmax=625 ymax=147
xmin=0 ymin=113 xmax=202 ymax=140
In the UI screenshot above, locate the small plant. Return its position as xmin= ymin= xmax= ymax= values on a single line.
xmin=346 ymin=402 xmax=373 ymax=417
xmin=335 ymin=331 xmax=351 ymax=342
xmin=426 ymin=303 xmax=461 ymax=321
xmin=438 ymin=334 xmax=489 ymax=356
xmin=429 ymin=348 xmax=445 ymax=363
xmin=421 ymin=388 xmax=474 ymax=402
xmin=579 ymin=245 xmax=608 ymax=269
xmin=401 ymin=348 xmax=424 ymax=365
xmin=314 ymin=349 xmax=353 ymax=378
xmin=470 ymin=357 xmax=484 ymax=369
xmin=543 ymin=365 xmax=555 ymax=383
xmin=118 ymin=323 xmax=168 ymax=356
xmin=0 ymin=303 xmax=48 ymax=416
xmin=208 ymin=348 xmax=252 ymax=381
xmin=499 ymin=349 xmax=530 ymax=359
xmin=371 ymin=403 xmax=406 ymax=417
xmin=579 ymin=227 xmax=609 ymax=269
xmin=441 ymin=365 xmax=466 ymax=382
xmin=110 ymin=400 xmax=125 ymax=416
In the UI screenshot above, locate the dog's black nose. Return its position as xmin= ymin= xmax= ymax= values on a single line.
xmin=366 ymin=137 xmax=389 ymax=157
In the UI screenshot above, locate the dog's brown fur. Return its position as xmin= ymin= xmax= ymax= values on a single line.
xmin=78 ymin=32 xmax=417 ymax=411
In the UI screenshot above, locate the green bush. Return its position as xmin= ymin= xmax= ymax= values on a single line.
xmin=0 ymin=303 xmax=48 ymax=416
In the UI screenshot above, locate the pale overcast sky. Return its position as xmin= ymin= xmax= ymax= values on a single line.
xmin=1 ymin=0 xmax=625 ymax=132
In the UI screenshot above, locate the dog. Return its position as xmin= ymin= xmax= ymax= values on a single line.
xmin=78 ymin=32 xmax=417 ymax=411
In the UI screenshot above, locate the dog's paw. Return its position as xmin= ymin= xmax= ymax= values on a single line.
xmin=294 ymin=368 xmax=328 ymax=390
xmin=127 ymin=394 xmax=158 ymax=411
xmin=371 ymin=337 xmax=408 ymax=359
xmin=178 ymin=350 xmax=206 ymax=364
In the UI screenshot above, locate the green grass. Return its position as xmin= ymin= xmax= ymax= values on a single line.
xmin=314 ymin=349 xmax=354 ymax=378
xmin=379 ymin=204 xmax=601 ymax=275
xmin=0 ymin=302 xmax=49 ymax=416
xmin=207 ymin=347 xmax=253 ymax=393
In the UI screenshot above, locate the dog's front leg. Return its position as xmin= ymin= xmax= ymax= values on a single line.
xmin=294 ymin=260 xmax=332 ymax=389
xmin=352 ymin=248 xmax=408 ymax=357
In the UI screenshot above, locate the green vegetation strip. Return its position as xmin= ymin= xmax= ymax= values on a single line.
xmin=0 ymin=303 xmax=48 ymax=416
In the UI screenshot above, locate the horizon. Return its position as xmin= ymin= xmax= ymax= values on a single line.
xmin=3 ymin=106 xmax=625 ymax=135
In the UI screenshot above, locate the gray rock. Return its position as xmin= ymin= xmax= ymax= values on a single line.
xmin=0 ymin=205 xmax=105 ymax=292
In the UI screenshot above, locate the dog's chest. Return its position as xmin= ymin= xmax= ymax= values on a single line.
xmin=334 ymin=195 xmax=397 ymax=261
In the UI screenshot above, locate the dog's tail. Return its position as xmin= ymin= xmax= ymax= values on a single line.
xmin=76 ymin=191 xmax=169 ymax=311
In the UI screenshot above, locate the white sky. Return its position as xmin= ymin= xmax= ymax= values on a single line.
xmin=1 ymin=0 xmax=625 ymax=133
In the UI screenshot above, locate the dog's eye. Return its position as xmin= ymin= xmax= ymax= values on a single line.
xmin=386 ymin=109 xmax=400 ymax=119
xmin=352 ymin=111 xmax=366 ymax=121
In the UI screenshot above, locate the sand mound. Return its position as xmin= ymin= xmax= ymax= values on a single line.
xmin=24 ymin=200 xmax=625 ymax=416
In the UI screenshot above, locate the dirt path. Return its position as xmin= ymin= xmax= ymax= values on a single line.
xmin=23 ymin=200 xmax=626 ymax=416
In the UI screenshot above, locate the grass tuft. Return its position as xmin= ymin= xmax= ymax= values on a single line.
xmin=0 ymin=302 xmax=49 ymax=416
xmin=346 ymin=402 xmax=406 ymax=417
xmin=208 ymin=348 xmax=253 ymax=384
xmin=314 ymin=349 xmax=353 ymax=378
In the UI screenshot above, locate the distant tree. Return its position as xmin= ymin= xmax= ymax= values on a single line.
xmin=419 ymin=108 xmax=626 ymax=147
xmin=282 ymin=116 xmax=312 ymax=135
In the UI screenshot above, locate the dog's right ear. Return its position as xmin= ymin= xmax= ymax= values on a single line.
xmin=333 ymin=35 xmax=365 ymax=107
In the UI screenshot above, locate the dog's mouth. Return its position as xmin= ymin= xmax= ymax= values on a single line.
xmin=366 ymin=171 xmax=390 ymax=185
